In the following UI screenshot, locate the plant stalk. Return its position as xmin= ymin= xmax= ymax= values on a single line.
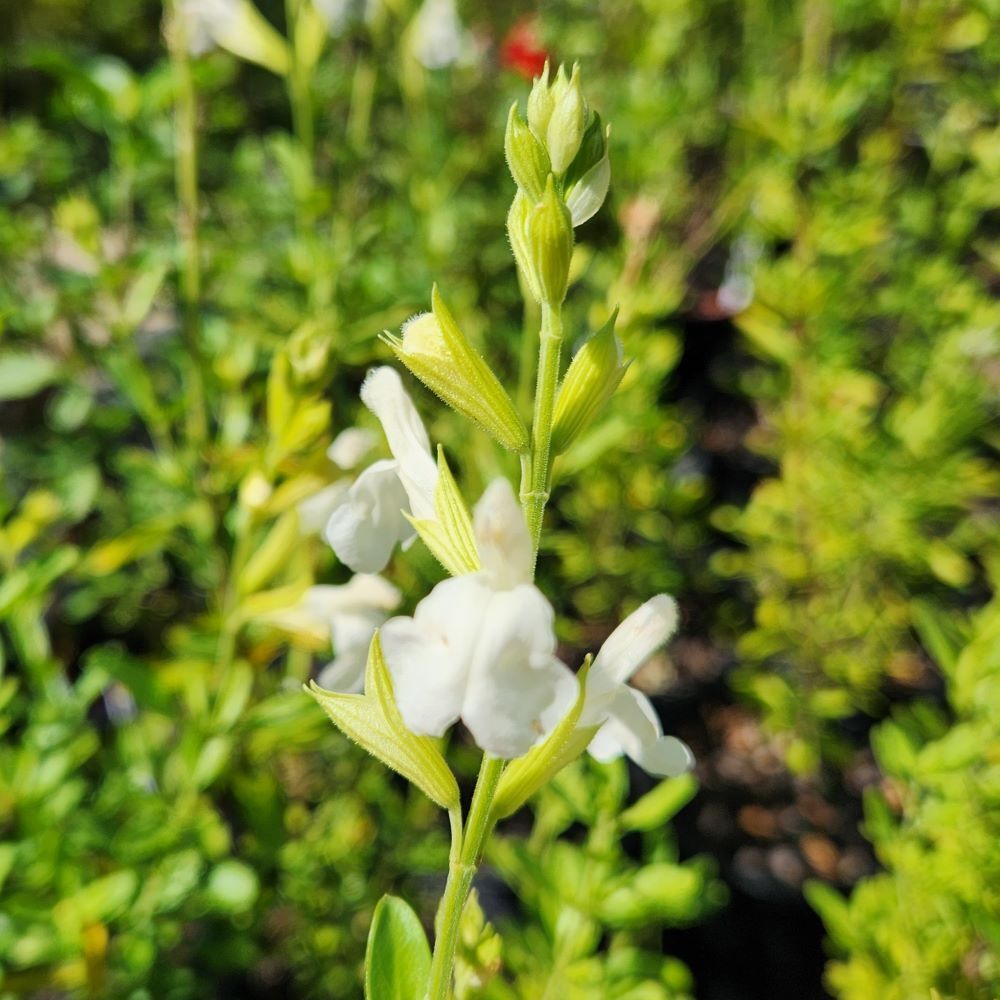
xmin=167 ymin=1 xmax=208 ymax=447
xmin=426 ymin=754 xmax=505 ymax=1000
xmin=523 ymin=302 xmax=564 ymax=561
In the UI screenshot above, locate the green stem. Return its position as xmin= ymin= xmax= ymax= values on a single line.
xmin=285 ymin=0 xmax=315 ymax=220
xmin=167 ymin=2 xmax=208 ymax=447
xmin=426 ymin=755 xmax=505 ymax=1000
xmin=523 ymin=302 xmax=564 ymax=560
xmin=214 ymin=505 xmax=256 ymax=700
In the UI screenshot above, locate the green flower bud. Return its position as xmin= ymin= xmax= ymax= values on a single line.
xmin=507 ymin=191 xmax=542 ymax=303
xmin=527 ymin=175 xmax=574 ymax=305
xmin=546 ymin=63 xmax=587 ymax=174
xmin=551 ymin=309 xmax=627 ymax=453
xmin=383 ymin=287 xmax=529 ymax=452
xmin=504 ymin=102 xmax=551 ymax=203
xmin=526 ymin=61 xmax=554 ymax=141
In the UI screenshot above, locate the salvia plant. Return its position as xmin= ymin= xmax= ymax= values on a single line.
xmin=304 ymin=64 xmax=692 ymax=999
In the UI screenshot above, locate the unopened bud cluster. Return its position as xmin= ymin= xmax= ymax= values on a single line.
xmin=505 ymin=63 xmax=611 ymax=306
xmin=383 ymin=64 xmax=623 ymax=460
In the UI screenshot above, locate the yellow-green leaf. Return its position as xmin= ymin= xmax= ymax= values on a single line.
xmin=306 ymin=634 xmax=459 ymax=810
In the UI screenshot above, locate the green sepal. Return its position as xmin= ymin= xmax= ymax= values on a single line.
xmin=527 ymin=176 xmax=573 ymax=306
xmin=306 ymin=633 xmax=460 ymax=810
xmin=507 ymin=192 xmax=543 ymax=304
xmin=384 ymin=288 xmax=528 ymax=452
xmin=552 ymin=308 xmax=627 ymax=454
xmin=489 ymin=657 xmax=598 ymax=822
xmin=407 ymin=447 xmax=481 ymax=577
xmin=364 ymin=895 xmax=432 ymax=1000
xmin=505 ymin=102 xmax=551 ymax=202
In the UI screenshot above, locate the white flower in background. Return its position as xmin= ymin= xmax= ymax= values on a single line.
xmin=312 ymin=0 xmax=381 ymax=35
xmin=409 ymin=0 xmax=467 ymax=70
xmin=307 ymin=574 xmax=402 ymax=692
xmin=380 ymin=479 xmax=577 ymax=759
xmin=298 ymin=481 xmax=350 ymax=535
xmin=177 ymin=0 xmax=240 ymax=55
xmin=582 ymin=595 xmax=693 ymax=776
xmin=296 ymin=427 xmax=378 ymax=535
xmin=328 ymin=426 xmax=377 ymax=470
xmin=325 ymin=367 xmax=438 ymax=573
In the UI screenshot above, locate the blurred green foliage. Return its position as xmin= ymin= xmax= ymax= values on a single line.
xmin=1 ymin=0 xmax=998 ymax=996
xmin=477 ymin=760 xmax=725 ymax=1000
xmin=807 ymin=566 xmax=1000 ymax=998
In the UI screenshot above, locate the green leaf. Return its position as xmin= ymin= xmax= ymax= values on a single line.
xmin=121 ymin=261 xmax=168 ymax=329
xmin=239 ymin=510 xmax=301 ymax=595
xmin=490 ymin=658 xmax=597 ymax=822
xmin=365 ymin=895 xmax=431 ymax=1000
xmin=306 ymin=633 xmax=460 ymax=810
xmin=618 ymin=774 xmax=698 ymax=833
xmin=0 ymin=350 xmax=61 ymax=400
xmin=206 ymin=860 xmax=260 ymax=914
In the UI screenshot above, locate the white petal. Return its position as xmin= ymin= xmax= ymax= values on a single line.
xmin=361 ymin=367 xmax=438 ymax=520
xmin=591 ymin=594 xmax=678 ymax=686
xmin=410 ymin=0 xmax=465 ymax=69
xmin=316 ymin=648 xmax=368 ymax=694
xmin=301 ymin=576 xmax=398 ymax=622
xmin=380 ymin=576 xmax=488 ymax=737
xmin=324 ymin=460 xmax=412 ymax=572
xmin=473 ymin=478 xmax=533 ymax=589
xmin=588 ymin=685 xmax=692 ymax=777
xmin=330 ymin=608 xmax=388 ymax=658
xmin=567 ymin=151 xmax=611 ymax=228
xmin=298 ymin=481 xmax=350 ymax=535
xmin=538 ymin=663 xmax=582 ymax=734
xmin=461 ymin=584 xmax=566 ymax=758
xmin=327 ymin=427 xmax=378 ymax=469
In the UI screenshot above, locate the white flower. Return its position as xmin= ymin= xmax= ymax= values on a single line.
xmin=409 ymin=0 xmax=467 ymax=70
xmin=312 ymin=0 xmax=380 ymax=35
xmin=177 ymin=0 xmax=241 ymax=55
xmin=298 ymin=480 xmax=350 ymax=535
xmin=582 ymin=595 xmax=693 ymax=776
xmin=380 ymin=479 xmax=577 ymax=759
xmin=324 ymin=367 xmax=438 ymax=573
xmin=296 ymin=426 xmax=377 ymax=535
xmin=307 ymin=575 xmax=402 ymax=693
xmin=327 ymin=426 xmax=377 ymax=470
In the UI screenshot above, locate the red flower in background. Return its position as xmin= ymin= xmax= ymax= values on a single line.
xmin=500 ymin=16 xmax=550 ymax=79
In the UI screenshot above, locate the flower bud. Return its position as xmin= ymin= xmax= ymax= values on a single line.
xmin=383 ymin=287 xmax=529 ymax=452
xmin=546 ymin=63 xmax=587 ymax=174
xmin=504 ymin=102 xmax=551 ymax=203
xmin=551 ymin=309 xmax=627 ymax=453
xmin=507 ymin=191 xmax=542 ymax=303
xmin=526 ymin=61 xmax=554 ymax=140
xmin=527 ymin=175 xmax=573 ymax=305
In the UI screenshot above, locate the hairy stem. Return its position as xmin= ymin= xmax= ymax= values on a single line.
xmin=523 ymin=302 xmax=564 ymax=561
xmin=426 ymin=755 xmax=505 ymax=1000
